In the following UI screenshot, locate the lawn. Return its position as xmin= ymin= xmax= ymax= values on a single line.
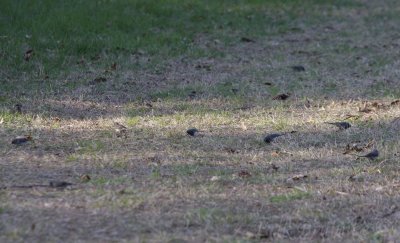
xmin=1 ymin=0 xmax=400 ymax=241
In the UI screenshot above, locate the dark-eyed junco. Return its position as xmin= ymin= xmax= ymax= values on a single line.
xmin=264 ymin=133 xmax=285 ymax=143
xmin=12 ymin=135 xmax=32 ymax=145
xmin=357 ymin=149 xmax=379 ymax=160
xmin=187 ymin=128 xmax=199 ymax=136
xmin=325 ymin=122 xmax=351 ymax=130
xmin=49 ymin=181 xmax=73 ymax=188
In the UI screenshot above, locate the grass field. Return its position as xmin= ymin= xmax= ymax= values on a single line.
xmin=1 ymin=0 xmax=400 ymax=241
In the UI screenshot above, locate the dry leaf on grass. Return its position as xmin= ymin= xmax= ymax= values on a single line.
xmin=195 ymin=64 xmax=211 ymax=71
xmin=80 ymin=174 xmax=91 ymax=182
xmin=268 ymin=163 xmax=279 ymax=172
xmin=390 ymin=100 xmax=400 ymax=106
xmin=224 ymin=147 xmax=238 ymax=154
xmin=238 ymin=170 xmax=251 ymax=178
xmin=210 ymin=176 xmax=220 ymax=181
xmin=287 ymin=174 xmax=308 ymax=183
xmin=115 ymin=122 xmax=128 ymax=138
xmin=343 ymin=140 xmax=373 ymax=154
xmin=349 ymin=172 xmax=367 ymax=182
xmin=270 ymin=151 xmax=280 ymax=157
xmin=358 ymin=107 xmax=374 ymax=113
xmin=89 ymin=77 xmax=107 ymax=85
xmin=344 ymin=114 xmax=361 ymax=120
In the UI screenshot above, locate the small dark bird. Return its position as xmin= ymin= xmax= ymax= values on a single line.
xmin=357 ymin=149 xmax=379 ymax=160
xmin=291 ymin=65 xmax=305 ymax=72
xmin=264 ymin=133 xmax=285 ymax=143
xmin=49 ymin=181 xmax=73 ymax=188
xmin=12 ymin=135 xmax=32 ymax=145
xmin=272 ymin=93 xmax=291 ymax=100
xmin=240 ymin=37 xmax=255 ymax=43
xmin=325 ymin=122 xmax=351 ymax=130
xmin=186 ymin=128 xmax=199 ymax=136
xmin=15 ymin=104 xmax=22 ymax=113
xmin=188 ymin=91 xmax=197 ymax=99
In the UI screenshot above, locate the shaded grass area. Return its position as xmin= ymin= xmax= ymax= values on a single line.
xmin=2 ymin=0 xmax=400 ymax=242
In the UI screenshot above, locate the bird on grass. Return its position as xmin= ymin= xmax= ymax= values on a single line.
xmin=357 ymin=149 xmax=379 ymax=160
xmin=187 ymin=128 xmax=201 ymax=136
xmin=49 ymin=181 xmax=73 ymax=188
xmin=264 ymin=133 xmax=285 ymax=143
xmin=12 ymin=135 xmax=32 ymax=145
xmin=325 ymin=121 xmax=351 ymax=130
xmin=264 ymin=131 xmax=297 ymax=144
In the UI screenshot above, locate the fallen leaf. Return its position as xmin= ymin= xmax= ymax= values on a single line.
xmin=115 ymin=123 xmax=128 ymax=138
xmin=80 ymin=174 xmax=91 ymax=182
xmin=89 ymin=77 xmax=107 ymax=85
xmin=291 ymin=174 xmax=308 ymax=180
xmin=224 ymin=147 xmax=238 ymax=154
xmin=271 ymin=151 xmax=280 ymax=157
xmin=293 ymin=186 xmax=307 ymax=192
xmin=91 ymin=54 xmax=101 ymax=61
xmin=358 ymin=107 xmax=373 ymax=113
xmin=391 ymin=100 xmax=400 ymax=106
xmin=348 ymin=172 xmax=366 ymax=182
xmin=273 ymin=93 xmax=291 ymax=100
xmin=77 ymin=57 xmax=85 ymax=65
xmin=286 ymin=175 xmax=307 ymax=184
xmin=343 ymin=141 xmax=372 ymax=154
xmin=238 ymin=170 xmax=251 ymax=178
xmin=344 ymin=114 xmax=361 ymax=120
xmin=240 ymin=121 xmax=247 ymax=131
xmin=195 ymin=64 xmax=211 ymax=71
xmin=24 ymin=49 xmax=33 ymax=61
xmin=271 ymin=164 xmax=279 ymax=171
xmin=371 ymin=102 xmax=379 ymax=107
xmin=382 ymin=206 xmax=398 ymax=218
xmin=210 ymin=176 xmax=221 ymax=181
xmin=52 ymin=117 xmax=61 ymax=122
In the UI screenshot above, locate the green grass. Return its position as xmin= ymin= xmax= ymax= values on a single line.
xmin=0 ymin=0 xmax=355 ymax=79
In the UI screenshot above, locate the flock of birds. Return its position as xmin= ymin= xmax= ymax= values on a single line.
xmin=186 ymin=121 xmax=380 ymax=160
xmin=10 ymin=121 xmax=379 ymax=161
